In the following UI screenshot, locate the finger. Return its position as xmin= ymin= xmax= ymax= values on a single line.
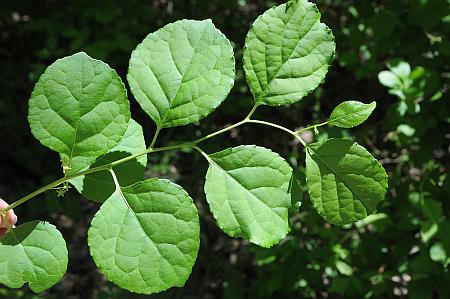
xmin=6 ymin=210 xmax=17 ymax=226
xmin=0 ymin=198 xmax=7 ymax=226
xmin=0 ymin=198 xmax=17 ymax=227
xmin=0 ymin=227 xmax=6 ymax=238
xmin=0 ymin=199 xmax=7 ymax=210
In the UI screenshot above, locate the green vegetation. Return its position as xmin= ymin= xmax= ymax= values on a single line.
xmin=0 ymin=0 xmax=448 ymax=298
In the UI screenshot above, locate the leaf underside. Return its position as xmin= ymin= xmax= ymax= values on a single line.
xmin=0 ymin=221 xmax=68 ymax=293
xmin=70 ymin=119 xmax=147 ymax=203
xmin=204 ymin=145 xmax=293 ymax=247
xmin=243 ymin=0 xmax=335 ymax=106
xmin=28 ymin=52 xmax=130 ymax=174
xmin=305 ymin=138 xmax=388 ymax=225
xmin=88 ymin=179 xmax=200 ymax=294
xmin=127 ymin=19 xmax=235 ymax=128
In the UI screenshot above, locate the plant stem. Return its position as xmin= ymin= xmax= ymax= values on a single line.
xmin=3 ymin=104 xmax=308 ymax=212
xmin=149 ymin=125 xmax=161 ymax=148
xmin=109 ymin=168 xmax=120 ymax=191
xmin=246 ymin=119 xmax=306 ymax=146
xmin=192 ymin=145 xmax=210 ymax=161
xmin=190 ymin=103 xmax=259 ymax=145
xmin=190 ymin=119 xmax=247 ymax=145
xmin=295 ymin=121 xmax=328 ymax=134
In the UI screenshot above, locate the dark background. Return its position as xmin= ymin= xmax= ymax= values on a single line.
xmin=0 ymin=0 xmax=449 ymax=298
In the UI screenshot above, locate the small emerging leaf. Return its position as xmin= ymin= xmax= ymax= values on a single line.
xmin=70 ymin=119 xmax=147 ymax=203
xmin=204 ymin=145 xmax=293 ymax=247
xmin=305 ymin=138 xmax=388 ymax=225
xmin=243 ymin=0 xmax=335 ymax=106
xmin=128 ymin=19 xmax=235 ymax=128
xmin=0 ymin=221 xmax=68 ymax=292
xmin=328 ymin=101 xmax=376 ymax=128
xmin=88 ymin=179 xmax=200 ymax=294
xmin=28 ymin=52 xmax=130 ymax=174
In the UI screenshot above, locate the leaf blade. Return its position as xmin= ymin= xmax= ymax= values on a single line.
xmin=88 ymin=179 xmax=200 ymax=294
xmin=0 ymin=221 xmax=68 ymax=292
xmin=127 ymin=19 xmax=235 ymax=128
xmin=243 ymin=0 xmax=335 ymax=106
xmin=28 ymin=52 xmax=130 ymax=174
xmin=328 ymin=101 xmax=376 ymax=128
xmin=305 ymin=138 xmax=388 ymax=225
xmin=204 ymin=145 xmax=292 ymax=247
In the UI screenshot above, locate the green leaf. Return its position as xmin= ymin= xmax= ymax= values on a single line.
xmin=397 ymin=124 xmax=416 ymax=137
xmin=305 ymin=138 xmax=388 ymax=225
xmin=28 ymin=52 xmax=130 ymax=174
xmin=421 ymin=220 xmax=438 ymax=244
xmin=328 ymin=101 xmax=376 ymax=128
xmin=243 ymin=0 xmax=335 ymax=106
xmin=389 ymin=61 xmax=411 ymax=79
xmin=204 ymin=145 xmax=293 ymax=247
xmin=429 ymin=242 xmax=449 ymax=266
xmin=0 ymin=221 xmax=68 ymax=292
xmin=70 ymin=119 xmax=147 ymax=203
xmin=88 ymin=179 xmax=200 ymax=294
xmin=335 ymin=261 xmax=353 ymax=276
xmin=127 ymin=19 xmax=235 ymax=128
xmin=378 ymin=70 xmax=400 ymax=88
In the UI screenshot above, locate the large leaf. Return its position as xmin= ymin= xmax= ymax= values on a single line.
xmin=127 ymin=19 xmax=235 ymax=128
xmin=204 ymin=145 xmax=292 ymax=247
xmin=0 ymin=221 xmax=68 ymax=292
xmin=70 ymin=119 xmax=147 ymax=203
xmin=243 ymin=0 xmax=335 ymax=106
xmin=28 ymin=52 xmax=130 ymax=174
xmin=328 ymin=101 xmax=376 ymax=128
xmin=305 ymin=138 xmax=388 ymax=225
xmin=88 ymin=179 xmax=200 ymax=294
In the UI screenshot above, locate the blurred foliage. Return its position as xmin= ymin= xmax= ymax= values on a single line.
xmin=0 ymin=0 xmax=449 ymax=298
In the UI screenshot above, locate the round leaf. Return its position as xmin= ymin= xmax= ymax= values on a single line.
xmin=28 ymin=52 xmax=130 ymax=174
xmin=204 ymin=145 xmax=293 ymax=248
xmin=328 ymin=101 xmax=376 ymax=128
xmin=88 ymin=179 xmax=200 ymax=294
xmin=0 ymin=221 xmax=68 ymax=292
xmin=243 ymin=0 xmax=335 ymax=106
xmin=305 ymin=138 xmax=388 ymax=225
xmin=127 ymin=19 xmax=235 ymax=128
xmin=70 ymin=119 xmax=147 ymax=203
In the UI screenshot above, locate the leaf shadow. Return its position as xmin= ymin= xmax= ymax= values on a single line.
xmin=79 ymin=151 xmax=146 ymax=203
xmin=0 ymin=220 xmax=39 ymax=245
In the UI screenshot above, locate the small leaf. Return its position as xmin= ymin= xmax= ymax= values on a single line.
xmin=389 ymin=61 xmax=411 ymax=79
xmin=28 ymin=52 xmax=130 ymax=174
xmin=88 ymin=179 xmax=200 ymax=294
xmin=305 ymin=138 xmax=388 ymax=225
xmin=128 ymin=19 xmax=235 ymax=128
xmin=70 ymin=119 xmax=147 ymax=203
xmin=328 ymin=101 xmax=376 ymax=128
xmin=204 ymin=145 xmax=293 ymax=247
xmin=0 ymin=221 xmax=68 ymax=292
xmin=421 ymin=221 xmax=438 ymax=244
xmin=429 ymin=242 xmax=449 ymax=266
xmin=243 ymin=0 xmax=335 ymax=106
xmin=378 ymin=70 xmax=400 ymax=88
xmin=397 ymin=124 xmax=416 ymax=137
xmin=335 ymin=261 xmax=353 ymax=276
